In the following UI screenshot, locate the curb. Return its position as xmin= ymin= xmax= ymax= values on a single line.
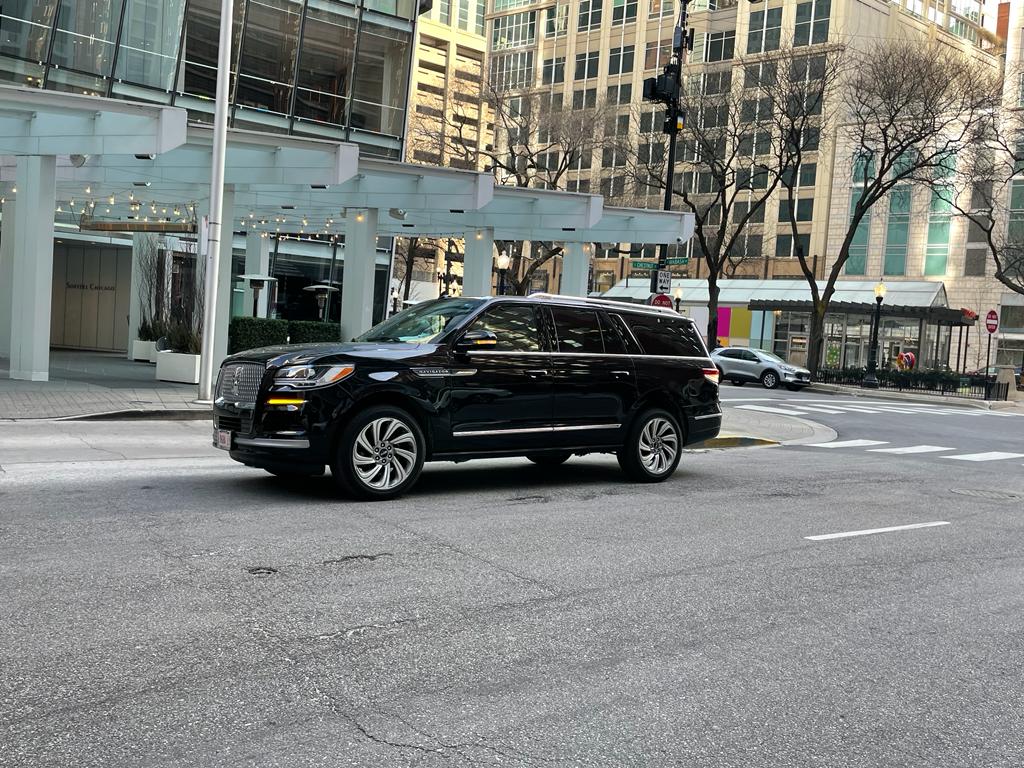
xmin=58 ymin=409 xmax=213 ymax=422
xmin=805 ymin=383 xmax=1000 ymax=410
xmin=696 ymin=434 xmax=780 ymax=449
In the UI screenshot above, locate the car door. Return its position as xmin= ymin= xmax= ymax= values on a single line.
xmin=445 ymin=302 xmax=554 ymax=453
xmin=739 ymin=349 xmax=763 ymax=379
xmin=716 ymin=348 xmax=741 ymax=378
xmin=546 ymin=305 xmax=636 ymax=447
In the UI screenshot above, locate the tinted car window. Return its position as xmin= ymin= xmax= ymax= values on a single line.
xmin=718 ymin=349 xmax=740 ymax=359
xmin=551 ymin=307 xmax=603 ymax=353
xmin=621 ymin=314 xmax=706 ymax=357
xmin=598 ymin=312 xmax=627 ymax=354
xmin=741 ymin=350 xmax=760 ymax=361
xmin=470 ymin=304 xmax=541 ymax=352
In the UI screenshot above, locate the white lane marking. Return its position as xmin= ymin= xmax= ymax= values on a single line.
xmin=830 ymin=405 xmax=884 ymax=414
xmin=807 ymin=439 xmax=888 ymax=448
xmin=805 ymin=521 xmax=950 ymax=541
xmin=941 ymin=452 xmax=1024 ymax=462
xmin=867 ymin=445 xmax=955 ymax=454
xmin=870 ymin=406 xmax=927 ymax=414
xmin=735 ymin=404 xmax=809 ymax=416
xmin=793 ymin=405 xmax=846 ymax=414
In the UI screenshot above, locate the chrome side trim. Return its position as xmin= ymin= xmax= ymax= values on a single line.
xmin=465 ymin=350 xmax=711 ymax=363
xmin=234 ymin=437 xmax=311 ymax=449
xmin=452 ymin=423 xmax=622 ymax=438
xmin=693 ymin=413 xmax=722 ymax=421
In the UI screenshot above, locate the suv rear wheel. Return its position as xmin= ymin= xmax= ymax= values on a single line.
xmin=334 ymin=405 xmax=425 ymax=500
xmin=617 ymin=408 xmax=682 ymax=483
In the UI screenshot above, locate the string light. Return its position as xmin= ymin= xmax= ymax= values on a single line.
xmin=355 ymin=212 xmax=365 ymax=222
xmin=108 ymin=195 xmax=115 ymax=205
xmin=85 ymin=186 xmax=91 ymax=194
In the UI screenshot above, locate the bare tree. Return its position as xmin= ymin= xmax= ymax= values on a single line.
xmin=626 ymin=47 xmax=836 ymax=343
xmin=426 ymin=82 xmax=613 ymax=295
xmin=792 ymin=40 xmax=1001 ymax=376
xmin=392 ymin=236 xmax=446 ymax=301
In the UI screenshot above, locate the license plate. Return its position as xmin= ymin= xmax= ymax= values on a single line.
xmin=215 ymin=429 xmax=232 ymax=450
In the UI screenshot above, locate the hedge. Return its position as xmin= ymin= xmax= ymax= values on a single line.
xmin=288 ymin=320 xmax=342 ymax=345
xmin=229 ymin=317 xmax=288 ymax=354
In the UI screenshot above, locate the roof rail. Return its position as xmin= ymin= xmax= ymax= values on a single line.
xmin=528 ymin=292 xmax=680 ymax=317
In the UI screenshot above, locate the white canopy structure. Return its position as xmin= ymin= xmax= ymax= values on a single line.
xmin=0 ymin=86 xmax=695 ymax=385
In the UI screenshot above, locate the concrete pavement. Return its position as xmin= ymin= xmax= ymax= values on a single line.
xmin=1 ymin=413 xmax=1023 ymax=767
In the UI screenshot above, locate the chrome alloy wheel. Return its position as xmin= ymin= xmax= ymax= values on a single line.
xmin=352 ymin=417 xmax=418 ymax=491
xmin=638 ymin=417 xmax=679 ymax=475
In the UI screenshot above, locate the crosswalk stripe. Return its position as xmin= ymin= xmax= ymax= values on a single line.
xmin=831 ymin=406 xmax=884 ymax=414
xmin=735 ymin=404 xmax=808 ymax=416
xmin=808 ymin=439 xmax=889 ymax=448
xmin=867 ymin=445 xmax=955 ymax=454
xmin=941 ymin=452 xmax=1024 ymax=462
xmin=792 ymin=405 xmax=846 ymax=414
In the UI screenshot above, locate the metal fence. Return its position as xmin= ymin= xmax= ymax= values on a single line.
xmin=815 ymin=368 xmax=1010 ymax=401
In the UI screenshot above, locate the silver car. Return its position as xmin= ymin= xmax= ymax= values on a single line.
xmin=710 ymin=347 xmax=811 ymax=390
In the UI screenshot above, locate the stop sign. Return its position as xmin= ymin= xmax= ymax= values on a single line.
xmin=650 ymin=293 xmax=674 ymax=309
xmin=986 ymin=310 xmax=998 ymax=334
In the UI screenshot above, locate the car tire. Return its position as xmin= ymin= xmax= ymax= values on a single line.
xmin=761 ymin=370 xmax=780 ymax=389
xmin=733 ymin=380 xmax=746 ymax=387
xmin=527 ymin=452 xmax=572 ymax=467
xmin=617 ymin=408 xmax=683 ymax=483
xmin=333 ymin=405 xmax=425 ymax=501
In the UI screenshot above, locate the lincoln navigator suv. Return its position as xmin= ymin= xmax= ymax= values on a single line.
xmin=213 ymin=295 xmax=722 ymax=500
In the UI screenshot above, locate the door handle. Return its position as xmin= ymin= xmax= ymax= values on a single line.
xmin=611 ymin=370 xmax=631 ymax=377
xmin=526 ymin=369 xmax=549 ymax=378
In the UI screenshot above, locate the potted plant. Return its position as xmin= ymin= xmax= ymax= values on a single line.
xmin=155 ymin=320 xmax=202 ymax=384
xmin=132 ymin=317 xmax=157 ymax=363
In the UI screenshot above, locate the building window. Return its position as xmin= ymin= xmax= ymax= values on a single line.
xmin=608 ymin=45 xmax=635 ymax=76
xmin=600 ymin=176 xmax=627 ymax=198
xmin=475 ymin=0 xmax=485 ymax=34
xmin=545 ymin=4 xmax=569 ymax=36
xmin=846 ymin=195 xmax=869 ymax=275
xmin=649 ymin=0 xmax=674 ymax=18
xmin=457 ymin=0 xmax=470 ymax=30
xmin=778 ymin=198 xmax=814 ymax=222
xmin=775 ymin=233 xmax=810 ymax=258
xmin=349 ymin=17 xmax=412 ymax=136
xmin=612 ymin=0 xmax=638 ymax=25
xmin=733 ymin=199 xmax=765 ymax=224
xmin=705 ymin=30 xmax=735 ymax=62
xmin=572 ymin=88 xmax=597 ymax=109
xmin=575 ymin=50 xmax=599 ymax=80
xmin=115 ymin=0 xmax=189 ymax=90
xmin=490 ymin=50 xmax=534 ymax=90
xmin=493 ymin=0 xmax=532 ymax=9
xmin=578 ymin=0 xmax=602 ymax=31
xmin=794 ymin=0 xmax=830 ymax=46
xmin=567 ymin=178 xmax=591 ymax=193
xmin=746 ymin=7 xmax=782 ymax=54
xmin=606 ymin=83 xmax=632 ymax=104
xmin=743 ymin=61 xmax=777 ymax=89
xmin=293 ymin=2 xmax=358 ymax=127
xmin=492 ymin=11 xmax=536 ymax=50
xmin=182 ymin=0 xmax=245 ymax=101
xmin=884 ymin=186 xmax=910 ymax=276
xmin=964 ymin=248 xmax=987 ymax=277
xmin=925 ymin=187 xmax=952 ymax=276
xmin=542 ymin=56 xmax=565 ymax=84
xmin=645 ymin=38 xmax=671 ymax=70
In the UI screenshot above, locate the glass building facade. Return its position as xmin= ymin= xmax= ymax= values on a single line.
xmin=0 ymin=0 xmax=417 ymax=157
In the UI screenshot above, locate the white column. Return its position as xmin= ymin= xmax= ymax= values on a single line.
xmin=0 ymin=198 xmax=16 ymax=359
xmin=340 ymin=208 xmax=379 ymax=339
xmin=242 ymin=230 xmax=271 ymax=317
xmin=127 ymin=233 xmax=148 ymax=357
xmin=8 ymin=156 xmax=57 ymax=381
xmin=560 ymin=241 xmax=590 ymax=297
xmin=462 ymin=227 xmax=494 ymax=298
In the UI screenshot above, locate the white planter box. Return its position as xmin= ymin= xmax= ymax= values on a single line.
xmin=132 ymin=340 xmax=156 ymax=362
xmin=156 ymin=351 xmax=201 ymax=384
xmin=149 ymin=343 xmax=160 ymax=364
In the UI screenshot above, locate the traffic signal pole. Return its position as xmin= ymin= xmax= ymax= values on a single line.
xmin=643 ymin=1 xmax=690 ymax=286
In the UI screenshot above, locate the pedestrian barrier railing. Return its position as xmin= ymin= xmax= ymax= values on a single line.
xmin=815 ymin=368 xmax=1010 ymax=401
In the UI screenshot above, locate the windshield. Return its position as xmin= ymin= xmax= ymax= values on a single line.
xmin=757 ymin=351 xmax=787 ymax=364
xmin=356 ymin=298 xmax=483 ymax=344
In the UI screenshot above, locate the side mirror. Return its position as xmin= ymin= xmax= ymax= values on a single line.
xmin=454 ymin=329 xmax=497 ymax=354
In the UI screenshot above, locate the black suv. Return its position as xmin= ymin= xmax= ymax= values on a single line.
xmin=213 ymin=295 xmax=721 ymax=500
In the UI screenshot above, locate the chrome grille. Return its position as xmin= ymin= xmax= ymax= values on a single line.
xmin=216 ymin=363 xmax=264 ymax=404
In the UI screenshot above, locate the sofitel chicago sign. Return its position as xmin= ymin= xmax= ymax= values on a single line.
xmin=66 ymin=282 xmax=116 ymax=292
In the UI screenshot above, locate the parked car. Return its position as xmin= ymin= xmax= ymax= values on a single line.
xmin=711 ymin=346 xmax=811 ymax=390
xmin=212 ymin=295 xmax=722 ymax=500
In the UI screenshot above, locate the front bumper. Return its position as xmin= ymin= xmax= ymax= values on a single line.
xmin=782 ymin=370 xmax=811 ymax=385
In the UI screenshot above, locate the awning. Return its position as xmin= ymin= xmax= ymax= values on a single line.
xmin=747 ymin=299 xmax=976 ymax=326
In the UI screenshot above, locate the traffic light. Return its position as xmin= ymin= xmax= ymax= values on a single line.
xmin=642 ymin=72 xmax=678 ymax=104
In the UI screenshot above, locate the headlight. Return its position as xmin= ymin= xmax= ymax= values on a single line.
xmin=274 ymin=364 xmax=355 ymax=389
xmin=780 ymin=365 xmax=796 ymax=372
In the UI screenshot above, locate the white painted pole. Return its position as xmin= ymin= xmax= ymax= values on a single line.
xmin=198 ymin=0 xmax=234 ymax=401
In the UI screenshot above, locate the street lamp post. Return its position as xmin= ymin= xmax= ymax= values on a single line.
xmin=862 ymin=281 xmax=887 ymax=389
xmin=495 ymin=251 xmax=511 ymax=296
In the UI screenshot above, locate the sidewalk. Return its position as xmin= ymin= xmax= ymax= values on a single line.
xmin=699 ymin=406 xmax=836 ymax=449
xmin=0 ymin=351 xmax=207 ymax=420
xmin=806 ymin=382 xmax=1024 ymax=412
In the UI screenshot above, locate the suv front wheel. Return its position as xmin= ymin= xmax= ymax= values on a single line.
xmin=334 ymin=405 xmax=425 ymax=500
xmin=617 ymin=408 xmax=683 ymax=483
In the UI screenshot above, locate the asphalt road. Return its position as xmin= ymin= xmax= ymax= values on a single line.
xmin=1 ymin=410 xmax=1023 ymax=768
